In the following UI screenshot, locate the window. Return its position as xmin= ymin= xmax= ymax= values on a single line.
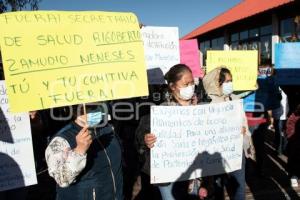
xmin=211 ymin=37 xmax=224 ymax=50
xmin=229 ymin=25 xmax=272 ymax=64
xmin=248 ymin=41 xmax=259 ymax=50
xmin=200 ymin=40 xmax=211 ymax=66
xmin=231 ymin=33 xmax=239 ymax=42
xmin=219 ymin=37 xmax=224 ymax=48
xmin=260 ymin=35 xmax=271 ymax=65
xmin=296 ymin=16 xmax=300 ymax=36
xmin=211 ymin=38 xmax=218 ymax=49
xmin=249 ymin=28 xmax=259 ymax=38
xmin=230 ymin=41 xmax=239 ymax=50
xmin=281 ymin=18 xmax=294 ymax=37
xmin=204 ymin=40 xmax=210 ymax=51
xmin=200 ymin=42 xmax=205 ymax=51
xmin=240 ymin=30 xmax=248 ymax=40
xmin=239 ymin=42 xmax=248 ymax=50
xmin=280 ymin=17 xmax=299 ymax=42
xmin=260 ymin=25 xmax=272 ymax=36
xmin=200 ymin=40 xmax=210 ymax=52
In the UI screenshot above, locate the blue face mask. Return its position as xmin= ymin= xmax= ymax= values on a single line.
xmin=86 ymin=109 xmax=103 ymax=127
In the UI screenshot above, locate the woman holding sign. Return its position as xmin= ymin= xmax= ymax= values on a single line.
xmin=45 ymin=103 xmax=123 ymax=200
xmin=137 ymin=64 xmax=209 ymax=200
xmin=202 ymin=67 xmax=255 ymax=200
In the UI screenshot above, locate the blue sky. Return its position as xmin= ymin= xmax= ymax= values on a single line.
xmin=39 ymin=0 xmax=241 ymax=37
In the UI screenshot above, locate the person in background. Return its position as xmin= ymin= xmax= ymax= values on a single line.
xmin=26 ymin=110 xmax=57 ymax=199
xmin=30 ymin=111 xmax=48 ymax=171
xmin=202 ymin=67 xmax=255 ymax=200
xmin=112 ymin=97 xmax=143 ymax=200
xmin=246 ymin=112 xmax=268 ymax=178
xmin=272 ymin=87 xmax=289 ymax=155
xmin=113 ymin=86 xmax=166 ymax=200
xmin=0 ymin=62 xmax=28 ymax=200
xmin=45 ymin=102 xmax=123 ymax=200
xmin=136 ymin=64 xmax=209 ymax=200
xmin=245 ymin=64 xmax=275 ymax=178
xmin=286 ymin=104 xmax=300 ymax=187
xmin=266 ymin=66 xmax=282 ymax=132
xmin=134 ymin=85 xmax=167 ymax=200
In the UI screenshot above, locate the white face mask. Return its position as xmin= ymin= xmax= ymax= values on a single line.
xmin=178 ymin=85 xmax=195 ymax=100
xmin=222 ymin=82 xmax=233 ymax=96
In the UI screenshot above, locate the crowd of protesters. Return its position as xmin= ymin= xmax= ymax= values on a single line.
xmin=0 ymin=60 xmax=300 ymax=200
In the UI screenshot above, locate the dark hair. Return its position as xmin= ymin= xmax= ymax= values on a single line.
xmin=164 ymin=64 xmax=192 ymax=85
xmin=219 ymin=67 xmax=232 ymax=86
xmin=71 ymin=104 xmax=101 ymax=120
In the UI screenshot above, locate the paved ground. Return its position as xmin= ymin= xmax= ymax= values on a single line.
xmin=26 ymin=130 xmax=300 ymax=200
xmin=241 ymin=130 xmax=300 ymax=200
xmin=130 ymin=130 xmax=300 ymax=200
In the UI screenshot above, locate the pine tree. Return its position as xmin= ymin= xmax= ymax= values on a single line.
xmin=0 ymin=0 xmax=41 ymax=13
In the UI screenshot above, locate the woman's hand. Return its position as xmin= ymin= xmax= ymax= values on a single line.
xmin=254 ymin=82 xmax=259 ymax=90
xmin=144 ymin=133 xmax=157 ymax=149
xmin=74 ymin=126 xmax=92 ymax=155
xmin=192 ymin=94 xmax=198 ymax=105
xmin=199 ymin=187 xmax=208 ymax=199
xmin=242 ymin=126 xmax=247 ymax=135
xmin=29 ymin=111 xmax=38 ymax=119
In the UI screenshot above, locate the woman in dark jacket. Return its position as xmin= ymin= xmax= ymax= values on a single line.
xmin=136 ymin=64 xmax=209 ymax=200
xmin=45 ymin=102 xmax=123 ymax=200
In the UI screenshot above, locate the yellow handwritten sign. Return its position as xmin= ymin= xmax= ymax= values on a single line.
xmin=0 ymin=11 xmax=148 ymax=112
xmin=206 ymin=50 xmax=258 ymax=91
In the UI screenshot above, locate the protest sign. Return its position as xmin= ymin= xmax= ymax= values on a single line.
xmin=275 ymin=42 xmax=300 ymax=69
xmin=150 ymin=100 xmax=244 ymax=184
xmin=141 ymin=26 xmax=180 ymax=84
xmin=206 ymin=50 xmax=258 ymax=91
xmin=179 ymin=39 xmax=204 ymax=78
xmin=0 ymin=81 xmax=37 ymax=191
xmin=275 ymin=43 xmax=300 ymax=85
xmin=0 ymin=11 xmax=148 ymax=112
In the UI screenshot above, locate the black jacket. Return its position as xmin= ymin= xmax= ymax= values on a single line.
xmin=135 ymin=114 xmax=151 ymax=175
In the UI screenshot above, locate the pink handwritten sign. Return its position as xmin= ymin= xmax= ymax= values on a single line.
xmin=180 ymin=39 xmax=204 ymax=78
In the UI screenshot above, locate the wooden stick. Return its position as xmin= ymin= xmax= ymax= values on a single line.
xmin=83 ymin=103 xmax=87 ymax=126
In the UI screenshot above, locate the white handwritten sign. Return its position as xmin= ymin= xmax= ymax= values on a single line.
xmin=150 ymin=100 xmax=244 ymax=184
xmin=0 ymin=81 xmax=37 ymax=191
xmin=141 ymin=26 xmax=180 ymax=84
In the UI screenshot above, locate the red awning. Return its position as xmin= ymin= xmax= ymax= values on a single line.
xmin=182 ymin=0 xmax=294 ymax=39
